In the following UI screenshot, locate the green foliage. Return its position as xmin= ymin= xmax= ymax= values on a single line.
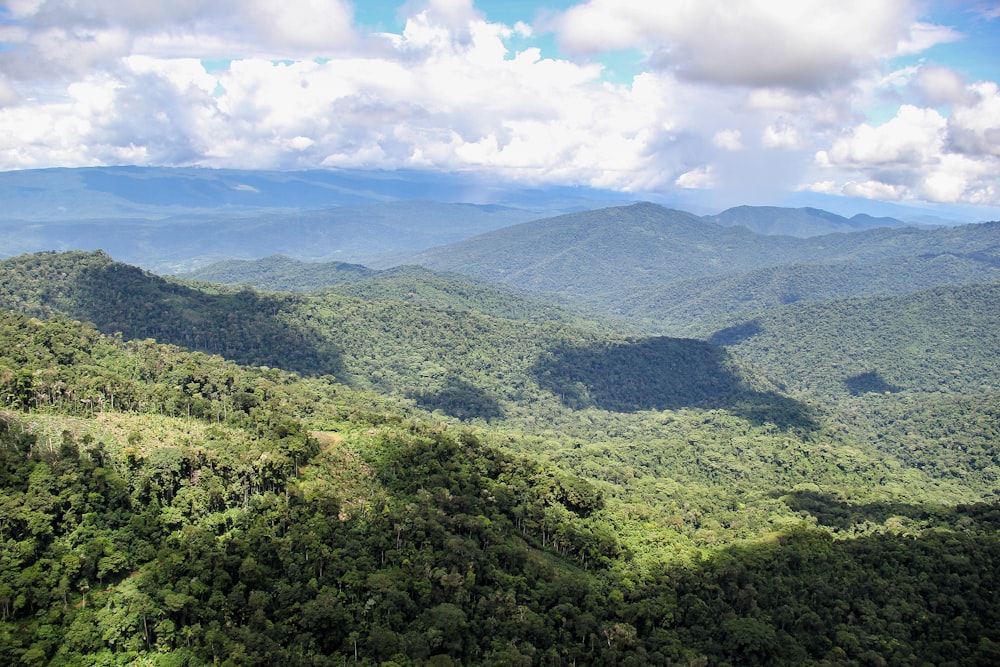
xmin=714 ymin=282 xmax=1000 ymax=399
xmin=0 ymin=250 xmax=346 ymax=377
xmin=2 ymin=245 xmax=1000 ymax=665
xmin=179 ymin=254 xmax=377 ymax=292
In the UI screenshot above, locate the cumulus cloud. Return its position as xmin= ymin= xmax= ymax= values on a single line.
xmin=675 ymin=165 xmax=714 ymax=189
xmin=915 ymin=65 xmax=977 ymax=106
xmin=712 ymin=129 xmax=743 ymax=151
xmin=811 ymin=84 xmax=1000 ymax=203
xmin=762 ymin=122 xmax=806 ymax=150
xmin=0 ymin=0 xmax=997 ymax=211
xmin=549 ymin=0 xmax=946 ymax=90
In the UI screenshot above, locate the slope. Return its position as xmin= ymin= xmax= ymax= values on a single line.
xmin=179 ymin=254 xmax=378 ymax=292
xmin=709 ymin=281 xmax=1000 ymax=400
xmin=617 ymin=249 xmax=1000 ymax=336
xmin=3 ymin=312 xmax=1000 ymax=666
xmin=404 ymin=202 xmax=1000 ymax=314
xmin=0 ymin=251 xmax=803 ymax=429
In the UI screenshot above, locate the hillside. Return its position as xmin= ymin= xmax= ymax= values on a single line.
xmin=406 ymin=202 xmax=1000 ymax=329
xmin=181 ymin=257 xmax=608 ymax=329
xmin=179 ymin=255 xmax=378 ymax=292
xmin=3 ymin=274 xmax=1000 ymax=664
xmin=618 ymin=250 xmax=1000 ymax=336
xmin=710 ymin=281 xmax=1000 ymax=399
xmin=0 ymin=251 xmax=802 ymax=427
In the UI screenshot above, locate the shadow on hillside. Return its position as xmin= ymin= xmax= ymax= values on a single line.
xmin=65 ymin=257 xmax=347 ymax=378
xmin=844 ymin=370 xmax=901 ymax=396
xmin=631 ymin=499 xmax=1000 ymax=666
xmin=531 ymin=336 xmax=817 ymax=430
xmin=776 ymin=489 xmax=973 ymax=531
xmin=707 ymin=320 xmax=763 ymax=346
xmin=409 ymin=375 xmax=505 ymax=422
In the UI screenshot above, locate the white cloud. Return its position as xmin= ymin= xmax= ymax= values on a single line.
xmin=948 ymin=82 xmax=1000 ymax=156
xmin=819 ymin=105 xmax=946 ymax=167
xmin=549 ymin=0 xmax=944 ymax=90
xmin=762 ymin=123 xmax=805 ymax=150
xmin=712 ymin=129 xmax=743 ymax=151
xmin=812 ymin=90 xmax=1000 ymax=204
xmin=0 ymin=0 xmax=996 ymax=212
xmin=915 ymin=65 xmax=976 ymax=106
xmin=675 ymin=165 xmax=714 ymax=189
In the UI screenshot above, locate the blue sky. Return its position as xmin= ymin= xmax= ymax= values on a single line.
xmin=0 ymin=0 xmax=998 ymax=219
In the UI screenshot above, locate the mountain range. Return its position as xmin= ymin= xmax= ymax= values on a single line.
xmin=0 ymin=166 xmax=942 ymax=272
xmin=2 ymin=166 xmax=1000 ymax=665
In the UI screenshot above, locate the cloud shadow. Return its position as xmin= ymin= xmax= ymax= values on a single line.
xmin=531 ymin=336 xmax=816 ymax=430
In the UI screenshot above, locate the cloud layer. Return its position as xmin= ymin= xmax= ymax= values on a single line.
xmin=0 ymin=0 xmax=997 ymax=209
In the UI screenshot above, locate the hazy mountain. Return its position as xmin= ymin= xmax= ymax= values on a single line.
xmin=705 ymin=205 xmax=906 ymax=237
xmin=0 ymin=165 xmax=633 ymax=220
xmin=615 ymin=249 xmax=1000 ymax=336
xmin=405 ymin=203 xmax=1000 ymax=322
xmin=0 ymin=200 xmax=551 ymax=272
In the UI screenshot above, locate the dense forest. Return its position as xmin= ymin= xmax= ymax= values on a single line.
xmin=2 ymin=241 xmax=1000 ymax=665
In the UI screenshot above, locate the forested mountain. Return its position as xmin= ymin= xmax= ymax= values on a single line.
xmin=406 ymin=202 xmax=1000 ymax=330
xmin=704 ymin=205 xmax=905 ymax=237
xmin=180 ymin=256 xmax=607 ymax=328
xmin=709 ymin=281 xmax=1000 ymax=399
xmin=3 ymin=244 xmax=1000 ymax=665
xmin=617 ymin=250 xmax=1000 ymax=336
xmin=3 ymin=280 xmax=1000 ymax=664
xmin=179 ymin=255 xmax=378 ymax=292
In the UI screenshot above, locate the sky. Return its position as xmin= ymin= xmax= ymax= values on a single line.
xmin=1 ymin=0 xmax=999 ymax=218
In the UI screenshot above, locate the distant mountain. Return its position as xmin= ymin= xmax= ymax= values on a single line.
xmin=616 ymin=250 xmax=1000 ymax=336
xmin=0 ymin=200 xmax=550 ymax=271
xmin=0 ymin=165 xmax=633 ymax=220
xmin=0 ymin=165 xmax=641 ymax=271
xmin=705 ymin=205 xmax=906 ymax=237
xmin=406 ymin=203 xmax=1000 ymax=328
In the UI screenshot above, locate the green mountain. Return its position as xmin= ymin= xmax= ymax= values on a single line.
xmin=705 ymin=205 xmax=905 ymax=237
xmin=3 ymin=312 xmax=999 ymax=665
xmin=618 ymin=250 xmax=1000 ymax=336
xmin=709 ymin=281 xmax=1000 ymax=399
xmin=4 ymin=249 xmax=1000 ymax=665
xmin=179 ymin=254 xmax=378 ymax=292
xmin=406 ymin=202 xmax=1000 ymax=330
xmin=181 ymin=256 xmax=608 ymax=329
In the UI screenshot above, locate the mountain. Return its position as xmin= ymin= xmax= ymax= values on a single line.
xmin=0 ymin=166 xmax=645 ymax=271
xmin=179 ymin=255 xmax=378 ymax=291
xmin=705 ymin=205 xmax=906 ymax=237
xmin=4 ymin=249 xmax=1000 ymax=665
xmin=613 ymin=250 xmax=1000 ymax=336
xmin=406 ymin=202 xmax=1000 ymax=329
xmin=0 ymin=200 xmax=551 ymax=272
xmin=709 ymin=281 xmax=1000 ymax=399
xmin=0 ymin=165 xmax=633 ymax=220
xmin=3 ymin=311 xmax=1000 ymax=665
xmin=181 ymin=257 xmax=613 ymax=329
